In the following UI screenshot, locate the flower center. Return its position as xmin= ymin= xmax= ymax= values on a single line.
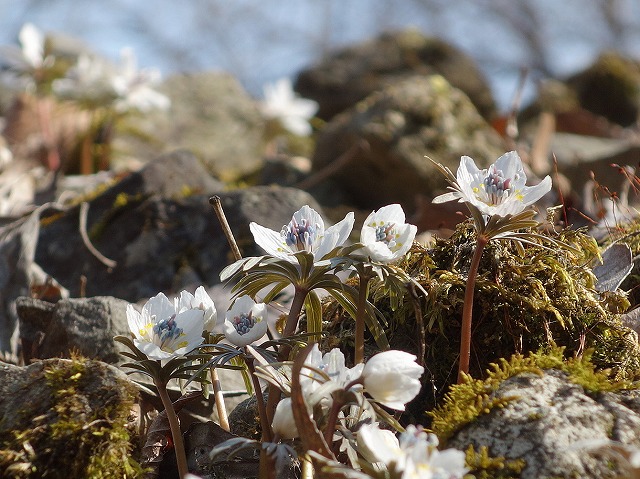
xmin=152 ymin=314 xmax=184 ymax=351
xmin=374 ymin=222 xmax=399 ymax=249
xmin=283 ymin=217 xmax=317 ymax=252
xmin=232 ymin=311 xmax=257 ymax=336
xmin=480 ymin=166 xmax=515 ymax=205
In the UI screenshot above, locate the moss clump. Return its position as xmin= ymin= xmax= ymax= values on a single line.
xmin=429 ymin=347 xmax=634 ymax=443
xmin=321 ymin=220 xmax=639 ymax=423
xmin=0 ymin=357 xmax=144 ymax=478
xmin=464 ymin=444 xmax=526 ymax=479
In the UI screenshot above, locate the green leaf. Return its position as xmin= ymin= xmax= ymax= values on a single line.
xmin=219 ymin=258 xmax=249 ymax=282
xmin=305 ymin=290 xmax=323 ymax=335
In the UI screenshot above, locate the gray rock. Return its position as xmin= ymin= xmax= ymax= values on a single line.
xmin=36 ymin=181 xmax=322 ymax=301
xmin=15 ymin=296 xmax=131 ymax=364
xmin=448 ymin=369 xmax=640 ymax=478
xmin=310 ymin=75 xmax=505 ymax=209
xmin=0 ymin=208 xmax=40 ymax=359
xmin=0 ymin=358 xmax=140 ymax=477
xmin=116 ymin=72 xmax=265 ymax=180
xmin=295 ymin=28 xmax=496 ymax=121
xmin=566 ymin=52 xmax=640 ymax=128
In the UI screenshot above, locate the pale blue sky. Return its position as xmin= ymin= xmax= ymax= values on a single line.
xmin=0 ymin=0 xmax=638 ymax=110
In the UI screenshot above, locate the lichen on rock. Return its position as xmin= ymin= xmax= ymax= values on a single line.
xmin=0 ymin=357 xmax=144 ymax=478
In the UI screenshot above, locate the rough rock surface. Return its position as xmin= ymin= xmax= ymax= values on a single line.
xmin=15 ymin=296 xmax=131 ymax=364
xmin=311 ymin=75 xmax=505 ymax=209
xmin=116 ymin=71 xmax=265 ymax=180
xmin=567 ymin=52 xmax=640 ymax=127
xmin=295 ymin=28 xmax=496 ymax=121
xmin=0 ymin=209 xmax=40 ymax=358
xmin=36 ymin=161 xmax=322 ymax=300
xmin=448 ymin=369 xmax=640 ymax=479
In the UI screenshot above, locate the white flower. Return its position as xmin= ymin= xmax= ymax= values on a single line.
xmin=302 ymin=345 xmax=364 ymax=390
xmin=249 ymin=205 xmax=354 ymax=264
xmin=400 ymin=426 xmax=468 ymax=479
xmin=271 ymin=397 xmax=299 ymax=439
xmin=433 ymin=151 xmax=552 ymax=218
xmin=52 ymin=47 xmax=170 ymax=112
xmin=112 ymin=47 xmax=170 ymax=113
xmin=126 ymin=292 xmax=205 ymax=361
xmin=260 ymin=77 xmax=318 ymax=136
xmin=222 ymin=295 xmax=268 ymax=347
xmin=19 ymin=23 xmax=45 ymax=69
xmin=360 ymin=204 xmax=417 ymax=263
xmin=298 ymin=345 xmax=364 ymax=408
xmin=361 ymin=350 xmax=423 ymax=410
xmin=53 ymin=54 xmax=119 ymax=104
xmin=0 ymin=23 xmax=54 ymax=90
xmin=357 ymin=423 xmax=402 ymax=465
xmin=357 ymin=424 xmax=468 ymax=479
xmin=175 ymin=286 xmax=218 ymax=333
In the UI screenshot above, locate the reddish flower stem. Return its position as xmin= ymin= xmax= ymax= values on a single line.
xmin=457 ymin=234 xmax=488 ymax=383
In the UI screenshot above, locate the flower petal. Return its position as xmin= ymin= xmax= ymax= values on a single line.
xmin=357 ymin=423 xmax=402 ymax=465
xmin=362 ymin=350 xmax=424 ymax=410
xmin=494 ymin=150 xmax=524 ymax=182
xmin=520 ymin=175 xmax=552 ymax=207
xmin=250 ymin=221 xmax=293 ymax=261
xmin=315 ymin=211 xmax=354 ymax=259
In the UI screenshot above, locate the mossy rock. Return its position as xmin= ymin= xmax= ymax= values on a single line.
xmin=321 ymin=221 xmax=640 ymax=424
xmin=432 ymin=348 xmax=640 ymax=479
xmin=567 ymin=51 xmax=640 ymax=127
xmin=0 ymin=358 xmax=144 ymax=478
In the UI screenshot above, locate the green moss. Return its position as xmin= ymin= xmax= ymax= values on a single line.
xmin=0 ymin=358 xmax=145 ymax=478
xmin=429 ymin=347 xmax=634 ymax=443
xmin=321 ymin=221 xmax=639 ymax=422
xmin=465 ymin=444 xmax=526 ymax=479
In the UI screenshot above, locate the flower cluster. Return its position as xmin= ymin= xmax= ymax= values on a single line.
xmin=52 ymin=47 xmax=170 ymax=113
xmin=121 ymin=198 xmax=519 ymax=478
xmin=358 ymin=424 xmax=468 ymax=478
xmin=249 ymin=203 xmax=416 ymax=266
xmin=271 ymin=346 xmax=424 ymax=439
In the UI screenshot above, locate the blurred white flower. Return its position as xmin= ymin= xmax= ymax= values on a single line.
xmin=175 ymin=286 xmax=218 ymax=333
xmin=126 ymin=292 xmax=204 ymax=361
xmin=357 ymin=423 xmax=468 ymax=479
xmin=0 ymin=23 xmax=54 ymax=91
xmin=260 ymin=77 xmax=318 ymax=136
xmin=0 ymin=144 xmax=13 ymax=171
xmin=223 ymin=295 xmax=268 ymax=347
xmin=433 ymin=151 xmax=552 ymax=218
xmin=249 ymin=205 xmax=354 ymax=264
xmin=52 ymin=47 xmax=170 ymax=112
xmin=112 ymin=47 xmax=170 ymax=113
xmin=271 ymin=397 xmax=299 ymax=439
xmin=19 ymin=23 xmax=45 ymax=70
xmin=360 ymin=204 xmax=417 ymax=263
xmin=361 ymin=350 xmax=423 ymax=410
xmin=53 ymin=54 xmax=118 ymax=105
